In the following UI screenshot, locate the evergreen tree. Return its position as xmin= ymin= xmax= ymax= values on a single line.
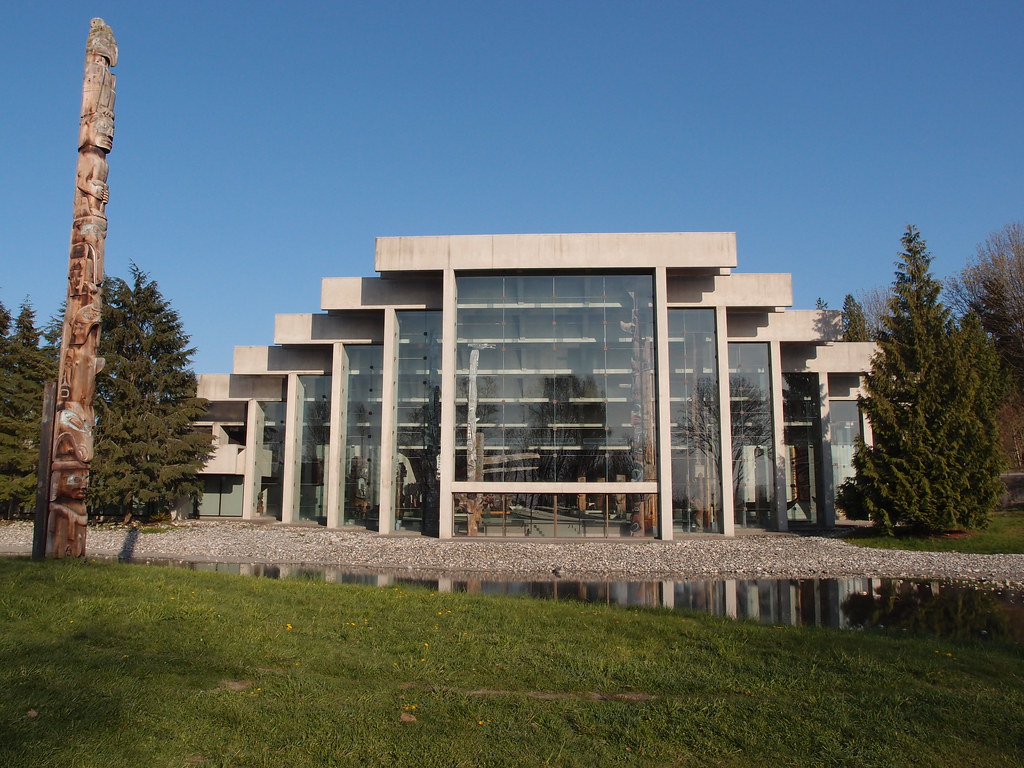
xmin=0 ymin=299 xmax=57 ymax=517
xmin=90 ymin=266 xmax=212 ymax=519
xmin=837 ymin=227 xmax=1005 ymax=533
xmin=841 ymin=293 xmax=869 ymax=341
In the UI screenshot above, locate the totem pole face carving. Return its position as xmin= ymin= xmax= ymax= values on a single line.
xmin=55 ymin=468 xmax=89 ymax=501
xmin=80 ymin=110 xmax=114 ymax=151
xmin=70 ymin=304 xmax=102 ymax=345
xmin=53 ymin=401 xmax=95 ymax=463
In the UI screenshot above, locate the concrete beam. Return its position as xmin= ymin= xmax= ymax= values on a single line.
xmin=375 ymin=232 xmax=738 ymax=273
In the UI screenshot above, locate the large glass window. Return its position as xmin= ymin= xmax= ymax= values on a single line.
xmin=298 ymin=375 xmax=331 ymax=523
xmin=729 ymin=343 xmax=775 ymax=528
xmin=260 ymin=400 xmax=287 ymax=520
xmin=454 ymin=274 xmax=657 ymax=538
xmin=341 ymin=347 xmax=382 ymax=530
xmin=783 ymin=373 xmax=823 ymax=527
xmin=829 ymin=400 xmax=861 ymax=517
xmin=454 ymin=492 xmax=657 ymax=538
xmin=455 ymin=274 xmax=656 ymax=484
xmin=198 ymin=476 xmax=243 ymax=517
xmin=395 ymin=312 xmax=442 ymax=534
xmin=668 ymin=309 xmax=722 ymax=533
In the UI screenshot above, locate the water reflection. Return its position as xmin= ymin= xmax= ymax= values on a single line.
xmin=167 ymin=560 xmax=1024 ymax=643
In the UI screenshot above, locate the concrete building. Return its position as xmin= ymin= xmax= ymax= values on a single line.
xmin=195 ymin=232 xmax=874 ymax=538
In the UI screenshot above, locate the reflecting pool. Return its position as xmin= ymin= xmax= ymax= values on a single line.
xmin=154 ymin=559 xmax=1024 ymax=643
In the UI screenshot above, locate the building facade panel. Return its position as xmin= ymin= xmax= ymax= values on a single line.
xmin=196 ymin=232 xmax=874 ymax=538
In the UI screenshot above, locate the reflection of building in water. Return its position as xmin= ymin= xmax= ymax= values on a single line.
xmin=194 ymin=233 xmax=872 ymax=538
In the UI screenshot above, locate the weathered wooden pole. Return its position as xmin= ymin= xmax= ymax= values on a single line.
xmin=44 ymin=18 xmax=117 ymax=558
xmin=32 ymin=383 xmax=57 ymax=560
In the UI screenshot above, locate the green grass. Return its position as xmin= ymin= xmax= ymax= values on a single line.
xmin=1 ymin=559 xmax=1021 ymax=768
xmin=843 ymin=508 xmax=1024 ymax=554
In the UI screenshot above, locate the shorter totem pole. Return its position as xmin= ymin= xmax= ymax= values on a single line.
xmin=45 ymin=19 xmax=117 ymax=557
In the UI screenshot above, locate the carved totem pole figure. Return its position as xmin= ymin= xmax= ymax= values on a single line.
xmin=47 ymin=18 xmax=117 ymax=557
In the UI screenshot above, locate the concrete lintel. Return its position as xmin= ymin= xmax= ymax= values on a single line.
xmin=233 ymin=345 xmax=332 ymax=375
xmin=321 ymin=276 xmax=443 ymax=310
xmin=375 ymin=232 xmax=738 ymax=273
xmin=273 ymin=312 xmax=384 ymax=345
xmin=197 ymin=373 xmax=286 ymax=402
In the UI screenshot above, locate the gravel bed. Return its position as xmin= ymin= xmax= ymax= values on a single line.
xmin=1 ymin=520 xmax=1022 ymax=586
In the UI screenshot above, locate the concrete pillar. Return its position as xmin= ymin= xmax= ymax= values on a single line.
xmin=716 ymin=306 xmax=735 ymax=536
xmin=326 ymin=343 xmax=346 ymax=528
xmin=653 ymin=267 xmax=674 ymax=540
xmin=724 ymin=579 xmax=737 ymax=619
xmin=378 ymin=309 xmax=400 ymax=533
xmin=438 ymin=268 xmax=458 ymax=538
xmin=770 ymin=340 xmax=787 ymax=532
xmin=281 ymin=373 xmax=302 ymax=523
xmin=241 ymin=399 xmax=263 ymax=519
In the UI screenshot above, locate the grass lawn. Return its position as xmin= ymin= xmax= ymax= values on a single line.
xmin=842 ymin=508 xmax=1024 ymax=554
xmin=1 ymin=558 xmax=1021 ymax=768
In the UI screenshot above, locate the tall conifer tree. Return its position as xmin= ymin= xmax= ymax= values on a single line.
xmin=841 ymin=294 xmax=869 ymax=341
xmin=0 ymin=300 xmax=56 ymax=517
xmin=838 ymin=227 xmax=1005 ymax=533
xmin=90 ymin=266 xmax=212 ymax=519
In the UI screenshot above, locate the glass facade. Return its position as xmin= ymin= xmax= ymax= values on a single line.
xmin=395 ymin=312 xmax=442 ymax=534
xmin=783 ymin=373 xmax=823 ymax=527
xmin=454 ymin=274 xmax=657 ymax=537
xmin=454 ymin=274 xmax=656 ymax=483
xmin=341 ymin=346 xmax=382 ymax=529
xmin=668 ymin=309 xmax=722 ymax=533
xmin=199 ymin=476 xmax=243 ymax=517
xmin=454 ymin=492 xmax=658 ymax=537
xmin=298 ymin=375 xmax=331 ymax=523
xmin=729 ymin=343 xmax=775 ymax=529
xmin=260 ymin=400 xmax=287 ymax=520
xmin=829 ymin=400 xmax=861 ymax=516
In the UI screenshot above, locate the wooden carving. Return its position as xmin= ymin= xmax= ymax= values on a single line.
xmin=47 ymin=18 xmax=117 ymax=557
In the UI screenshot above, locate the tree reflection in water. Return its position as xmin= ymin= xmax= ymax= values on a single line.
xmin=842 ymin=580 xmax=1019 ymax=641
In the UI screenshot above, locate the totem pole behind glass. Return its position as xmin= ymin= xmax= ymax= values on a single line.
xmin=47 ymin=18 xmax=117 ymax=557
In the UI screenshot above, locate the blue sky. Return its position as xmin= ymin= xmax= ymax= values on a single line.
xmin=4 ymin=1 xmax=1022 ymax=374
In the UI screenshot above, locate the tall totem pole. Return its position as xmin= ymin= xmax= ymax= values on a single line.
xmin=46 ymin=18 xmax=117 ymax=557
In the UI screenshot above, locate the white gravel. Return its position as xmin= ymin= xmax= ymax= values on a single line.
xmin=2 ymin=520 xmax=1022 ymax=586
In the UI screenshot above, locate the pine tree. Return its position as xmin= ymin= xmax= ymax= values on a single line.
xmin=837 ymin=227 xmax=1005 ymax=533
xmin=0 ymin=299 xmax=57 ymax=517
xmin=90 ymin=265 xmax=212 ymax=519
xmin=841 ymin=294 xmax=869 ymax=341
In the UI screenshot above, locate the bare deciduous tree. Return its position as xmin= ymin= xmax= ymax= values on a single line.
xmin=948 ymin=221 xmax=1024 ymax=383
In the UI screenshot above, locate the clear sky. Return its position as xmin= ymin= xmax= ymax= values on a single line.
xmin=4 ymin=1 xmax=1022 ymax=374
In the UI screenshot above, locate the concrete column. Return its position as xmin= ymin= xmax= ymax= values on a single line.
xmin=770 ymin=341 xmax=787 ymax=532
xmin=724 ymin=579 xmax=737 ymax=619
xmin=378 ymin=309 xmax=400 ymax=533
xmin=660 ymin=581 xmax=675 ymax=610
xmin=716 ymin=306 xmax=735 ymax=536
xmin=241 ymin=399 xmax=263 ymax=519
xmin=653 ymin=267 xmax=673 ymax=540
xmin=326 ymin=343 xmax=346 ymax=528
xmin=438 ymin=268 xmax=458 ymax=538
xmin=818 ymin=378 xmax=836 ymax=528
xmin=281 ymin=373 xmax=302 ymax=523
